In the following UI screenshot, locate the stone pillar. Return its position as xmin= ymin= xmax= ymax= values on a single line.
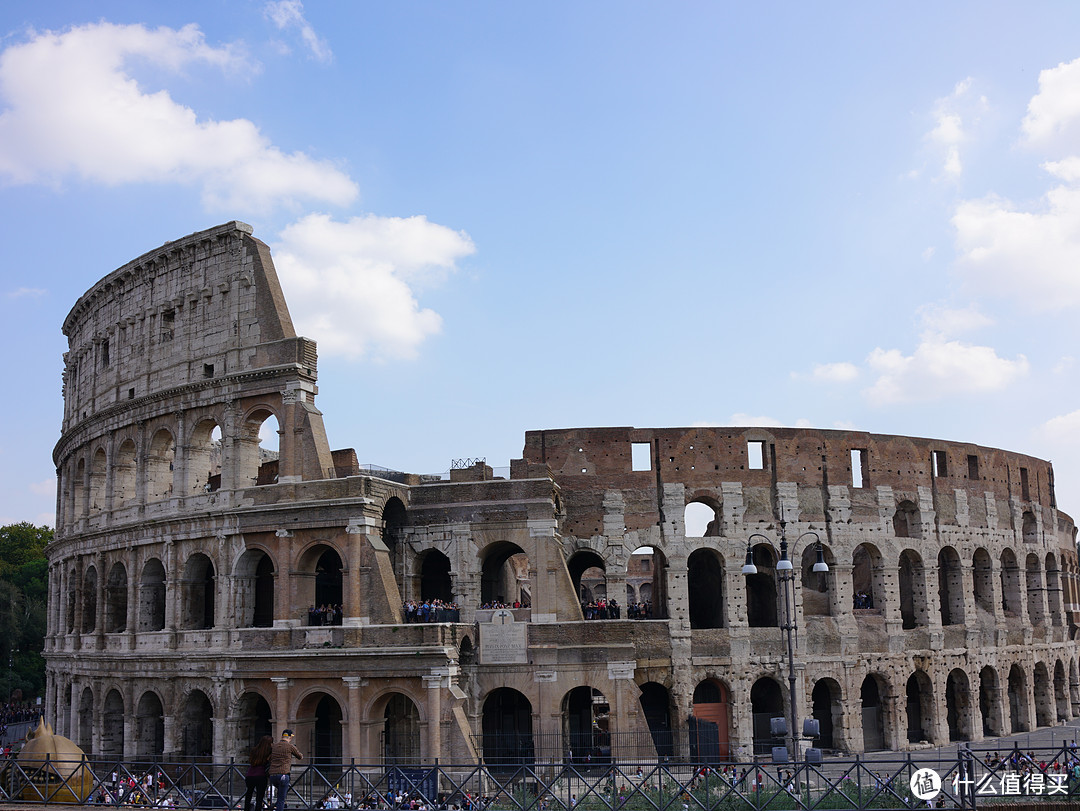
xmin=883 ymin=694 xmax=902 ymax=751
xmin=271 ymin=678 xmax=291 ymax=737
xmin=125 ymin=561 xmax=137 ymax=649
xmin=94 ymin=551 xmax=106 ymax=648
xmin=423 ymin=674 xmax=443 ymax=762
xmin=343 ymin=677 xmax=364 ymax=762
xmin=606 ymin=662 xmax=636 ymax=760
xmin=163 ymin=714 xmax=176 ymax=760
xmin=212 ymin=714 xmax=228 ymax=764
xmin=274 ymin=530 xmax=296 ymax=626
xmin=165 ymin=540 xmax=178 ymax=648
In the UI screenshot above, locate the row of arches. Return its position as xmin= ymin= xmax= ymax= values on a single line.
xmin=61 ymin=410 xmax=280 ymax=527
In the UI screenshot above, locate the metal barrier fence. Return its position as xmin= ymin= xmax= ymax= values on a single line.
xmin=3 ymin=745 xmax=1080 ymax=810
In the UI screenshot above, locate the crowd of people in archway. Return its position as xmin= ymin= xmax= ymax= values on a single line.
xmin=581 ymin=598 xmax=619 ymax=619
xmin=627 ymin=601 xmax=654 ymax=619
xmin=307 ymin=605 xmax=343 ymax=626
xmin=477 ymin=600 xmax=527 ymax=610
xmin=853 ymin=591 xmax=874 ymax=609
xmin=403 ymin=599 xmax=461 ymax=622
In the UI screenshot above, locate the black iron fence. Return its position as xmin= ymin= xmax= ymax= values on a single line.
xmin=4 ymin=746 xmax=1080 ymax=810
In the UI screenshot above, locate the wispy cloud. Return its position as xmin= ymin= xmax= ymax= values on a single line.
xmin=7 ymin=287 xmax=45 ymax=298
xmin=264 ymin=1 xmax=332 ymax=63
xmin=0 ymin=22 xmax=357 ymax=212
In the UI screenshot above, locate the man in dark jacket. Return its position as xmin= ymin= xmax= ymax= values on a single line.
xmin=268 ymin=729 xmax=303 ymax=811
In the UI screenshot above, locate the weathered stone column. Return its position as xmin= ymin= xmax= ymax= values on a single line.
xmin=343 ymin=677 xmax=364 ymax=762
xmin=271 ymin=677 xmax=291 ymax=737
xmin=423 ymin=674 xmax=443 ymax=762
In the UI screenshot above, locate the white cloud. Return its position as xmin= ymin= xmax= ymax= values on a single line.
xmin=7 ymin=287 xmax=45 ymax=298
xmin=1022 ymin=57 xmax=1080 ymax=146
xmin=1040 ymin=409 xmax=1080 ymax=445
xmin=864 ymin=336 xmax=1028 ymax=406
xmin=272 ymin=213 xmax=475 ymax=361
xmin=264 ymin=1 xmax=332 ymax=63
xmin=923 ymin=77 xmax=981 ymax=180
xmin=953 ymin=184 xmax=1080 ymax=310
xmin=809 ymin=362 xmax=859 ymax=383
xmin=0 ymin=22 xmax=357 ymax=212
xmin=28 ymin=478 xmax=54 ymax=497
xmin=916 ymin=303 xmax=993 ymax=338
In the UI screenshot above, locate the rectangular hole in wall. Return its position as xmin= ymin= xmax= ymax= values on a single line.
xmin=203 ymin=363 xmax=214 ymax=379
xmin=748 ymin=440 xmax=765 ymax=470
xmin=968 ymin=455 xmax=979 ymax=480
xmin=631 ymin=442 xmax=652 ymax=472
xmin=932 ymin=450 xmax=947 ymax=478
xmin=851 ymin=449 xmax=866 ymax=488
xmin=128 ymin=388 xmax=135 ymax=400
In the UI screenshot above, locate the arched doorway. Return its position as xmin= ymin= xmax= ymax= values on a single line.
xmin=1034 ymin=663 xmax=1053 ymax=727
xmin=1008 ymin=665 xmax=1030 ymax=733
xmin=180 ymin=554 xmax=215 ymax=630
xmin=860 ymin=675 xmax=886 ymax=751
xmin=235 ymin=549 xmax=275 ymax=628
xmin=852 ymin=544 xmax=884 ymax=611
xmin=979 ymin=666 xmax=1004 ymax=737
xmin=383 ymin=693 xmax=421 ymax=763
xmin=746 ymin=545 xmax=778 ymax=627
xmin=236 ymin=693 xmax=273 ymax=752
xmin=690 ymin=679 xmax=731 ymax=762
xmin=78 ymin=688 xmax=93 ymax=752
xmin=481 ymin=688 xmax=533 ymax=765
xmin=568 ymin=550 xmax=606 ymax=606
xmin=800 ymin=543 xmax=834 ymax=617
xmin=382 ymin=497 xmax=407 ymax=582
xmin=135 ymin=692 xmax=165 ymax=760
xmin=81 ymin=566 xmax=97 ymax=633
xmin=180 ymin=690 xmax=213 ymax=761
xmin=811 ymin=679 xmax=841 ymax=750
xmin=104 ymin=562 xmax=127 ymax=633
xmin=139 ymin=559 xmax=166 ymax=631
xmin=750 ymin=677 xmax=784 ymax=755
xmin=688 ymin=548 xmax=724 ymax=628
xmin=420 ymin=550 xmax=452 ymax=602
xmin=898 ymin=550 xmax=927 ymax=629
xmin=945 ymin=669 xmax=971 ymax=741
xmin=1027 ymin=554 xmax=1046 ymax=626
xmin=1000 ymin=550 xmax=1022 ymax=617
xmin=906 ymin=671 xmax=934 ymax=744
xmin=684 ymin=500 xmax=720 ymax=537
xmin=311 ymin=694 xmax=343 ymax=766
xmin=481 ymin=543 xmax=530 ymax=607
xmin=146 ymin=428 xmax=176 ymax=502
xmin=638 ymin=682 xmax=673 ymax=758
xmin=973 ymin=548 xmax=994 ymax=621
xmin=314 ymin=547 xmax=344 ymax=611
xmin=100 ymin=689 xmax=124 ymax=759
xmin=562 ymin=686 xmax=610 ymax=763
xmin=1055 ymin=660 xmax=1069 ymax=722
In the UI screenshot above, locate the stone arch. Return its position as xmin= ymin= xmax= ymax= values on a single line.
xmin=684 ymin=498 xmax=720 ymax=538
xmin=187 ymin=418 xmax=222 ymax=494
xmin=100 ymin=688 xmax=124 ymax=759
xmin=562 ymin=686 xmax=610 ymax=763
xmin=972 ymin=548 xmax=994 ymax=620
xmin=480 ymin=541 xmax=530 ymax=607
xmin=626 ymin=546 xmax=655 ymax=616
xmin=1026 ymin=553 xmax=1045 ymax=626
xmin=852 ymin=543 xmax=885 ymax=612
xmin=638 ymin=681 xmax=674 ymax=758
xmin=180 ymin=689 xmax=214 ymax=760
xmin=1046 ymin=553 xmax=1064 ymax=627
xmin=893 ymin=500 xmax=920 ymax=539
xmin=568 ymin=549 xmax=606 ymax=605
xmin=481 ymin=687 xmax=533 ymax=765
xmin=297 ymin=543 xmax=344 ymax=616
xmin=73 ymin=457 xmax=87 ymax=517
xmin=979 ymin=666 xmax=1004 ymax=737
xmin=419 ymin=548 xmax=452 ymax=602
xmin=688 ymin=547 xmax=725 ymax=629
xmin=236 ymin=691 xmax=274 ymax=751
xmin=114 ymin=438 xmax=137 ymax=506
xmin=234 ymin=548 xmax=275 ymax=628
xmin=1008 ymin=664 xmax=1030 ymax=733
xmin=89 ymin=447 xmax=107 ymax=514
xmin=690 ymin=678 xmax=731 ymax=761
xmin=180 ymin=553 xmax=215 ymax=630
xmin=1054 ymin=660 xmax=1069 ymax=722
xmin=104 ymin=562 xmax=127 ymax=633
xmin=898 ymin=549 xmax=928 ymax=629
xmin=905 ymin=670 xmax=934 ymax=744
xmin=1000 ymin=549 xmax=1021 ymax=617
xmin=77 ymin=687 xmax=93 ymax=751
xmin=810 ymin=677 xmax=843 ymax=751
xmin=800 ymin=543 xmax=835 ymax=617
xmin=746 ymin=543 xmax=779 ymax=627
xmin=1033 ymin=661 xmax=1054 ymax=727
xmin=382 ymin=496 xmax=407 ymax=582
xmin=945 ymin=668 xmax=972 ymax=742
xmin=81 ymin=565 xmax=98 ymax=633
xmin=138 ymin=558 xmax=166 ymax=632
xmin=938 ymin=546 xmax=965 ymax=626
xmin=860 ymin=674 xmax=888 ymax=751
xmin=146 ymin=427 xmax=176 ymax=502
xmin=382 ymin=692 xmax=421 ymax=763
xmin=750 ymin=676 xmax=784 ymax=755
xmin=135 ymin=691 xmax=165 ymax=760
xmin=237 ymin=406 xmax=281 ymax=488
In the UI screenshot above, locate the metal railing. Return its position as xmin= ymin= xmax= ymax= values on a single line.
xmin=5 ymin=745 xmax=1080 ymax=810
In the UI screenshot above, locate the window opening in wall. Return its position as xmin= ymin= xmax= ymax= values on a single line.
xmin=1020 ymin=467 xmax=1030 ymax=501
xmin=932 ymin=450 xmax=947 ymax=478
xmin=128 ymin=388 xmax=135 ymax=400
xmin=204 ymin=364 xmax=214 ymax=378
xmin=747 ymin=440 xmax=765 ymax=470
xmin=851 ymin=449 xmax=867 ymax=488
xmin=968 ymin=455 xmax=979 ymax=480
xmin=631 ymin=442 xmax=652 ymax=472
xmin=101 ymin=339 xmax=110 ymax=367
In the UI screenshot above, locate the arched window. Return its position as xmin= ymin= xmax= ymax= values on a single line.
xmin=135 ymin=692 xmax=165 ymax=760
xmin=187 ymin=420 xmax=222 ymax=494
xmin=898 ymin=549 xmax=927 ymax=629
xmin=420 ymin=550 xmax=453 ymax=603
xmin=1008 ymin=665 xmax=1030 ymax=733
xmin=101 ymin=689 xmax=124 ymax=758
xmin=138 ymin=559 xmax=166 ymax=632
xmin=104 ymin=562 xmax=127 ymax=633
xmin=563 ymin=687 xmax=610 ymax=763
xmin=852 ymin=544 xmax=884 ymax=612
xmin=1000 ymin=549 xmax=1021 ymax=616
xmin=972 ymin=548 xmax=994 ymax=619
xmin=146 ymin=429 xmax=176 ymax=502
xmin=114 ymin=439 xmax=137 ymax=507
xmin=81 ymin=565 xmax=98 ymax=634
xmin=906 ymin=671 xmax=934 ymax=744
xmin=1026 ymin=553 xmax=1045 ymax=626
xmin=979 ymin=666 xmax=1003 ymax=737
xmin=481 ymin=543 xmax=530 ymax=607
xmin=945 ymin=669 xmax=971 ymax=742
xmin=749 ymin=678 xmax=784 ymax=755
xmin=237 ymin=409 xmax=279 ymax=488
xmin=180 ymin=690 xmax=214 ymax=760
xmin=1046 ymin=553 xmax=1064 ymax=626
xmin=383 ymin=694 xmax=421 ymax=763
xmin=89 ymin=448 xmax=107 ymax=514
xmin=1023 ymin=511 xmax=1038 ymax=543
xmin=180 ymin=554 xmax=215 ymax=630
xmin=482 ymin=688 xmax=533 ymax=765
xmin=684 ymin=500 xmax=719 ymax=537
xmin=938 ymin=546 xmax=964 ymax=626
xmin=568 ymin=550 xmax=606 ymax=606
xmin=73 ymin=458 xmax=87 ymax=517
xmin=235 ymin=549 xmax=275 ymax=628
xmin=688 ymin=548 xmax=724 ymax=628
xmin=382 ymin=497 xmax=407 ymax=580
xmin=801 ymin=543 xmax=834 ymax=617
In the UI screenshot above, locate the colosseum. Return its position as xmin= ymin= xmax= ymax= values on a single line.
xmin=45 ymin=221 xmax=1080 ymax=766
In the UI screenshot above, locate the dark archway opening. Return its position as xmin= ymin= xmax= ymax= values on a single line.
xmin=811 ymin=680 xmax=838 ymax=750
xmin=639 ymin=682 xmax=673 ymax=759
xmin=688 ymin=549 xmax=724 ymax=629
xmin=860 ymin=676 xmax=885 ymax=751
xmin=563 ymin=686 xmax=610 ymax=764
xmin=254 ymin=554 xmax=275 ymax=627
xmin=315 ymin=548 xmax=344 ymax=608
xmin=746 ymin=545 xmax=778 ymax=627
xmin=750 ymin=677 xmax=784 ymax=755
xmin=383 ymin=694 xmax=421 ymax=763
xmin=482 ymin=688 xmax=534 ymax=766
xmin=481 ymin=543 xmax=530 ymax=606
xmin=312 ymin=694 xmax=343 ymax=767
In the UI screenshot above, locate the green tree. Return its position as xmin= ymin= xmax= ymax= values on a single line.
xmin=0 ymin=523 xmax=51 ymax=700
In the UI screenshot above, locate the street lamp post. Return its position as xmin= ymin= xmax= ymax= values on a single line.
xmin=743 ymin=524 xmax=828 ymax=766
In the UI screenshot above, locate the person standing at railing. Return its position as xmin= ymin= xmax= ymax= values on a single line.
xmin=268 ymin=729 xmax=304 ymax=811
xmin=243 ymin=735 xmax=273 ymax=811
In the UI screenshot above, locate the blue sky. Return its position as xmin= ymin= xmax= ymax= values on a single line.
xmin=2 ymin=2 xmax=1079 ymax=527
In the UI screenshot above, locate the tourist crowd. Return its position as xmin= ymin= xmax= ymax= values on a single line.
xmin=307 ymin=605 xmax=343 ymax=626
xmin=403 ymin=599 xmax=461 ymax=623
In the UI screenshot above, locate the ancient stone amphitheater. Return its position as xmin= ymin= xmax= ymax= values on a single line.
xmin=45 ymin=221 xmax=1079 ymax=765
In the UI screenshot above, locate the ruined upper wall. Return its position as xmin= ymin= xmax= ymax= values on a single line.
xmin=59 ymin=222 xmax=304 ymax=432
xmin=523 ymin=426 xmax=1072 ymax=539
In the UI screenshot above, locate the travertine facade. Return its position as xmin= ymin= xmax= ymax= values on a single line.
xmin=46 ymin=222 xmax=1080 ymax=764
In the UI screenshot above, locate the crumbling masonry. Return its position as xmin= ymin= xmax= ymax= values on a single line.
xmin=45 ymin=221 xmax=1080 ymax=764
